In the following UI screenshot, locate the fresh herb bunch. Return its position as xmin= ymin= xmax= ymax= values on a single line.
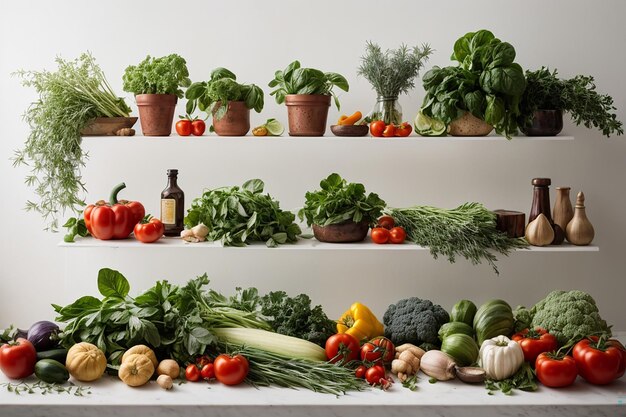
xmin=389 ymin=203 xmax=528 ymax=274
xmin=185 ymin=67 xmax=264 ymax=120
xmin=269 ymin=60 xmax=349 ymax=110
xmin=421 ymin=29 xmax=526 ymax=138
xmin=184 ymin=179 xmax=301 ymax=247
xmin=299 ymin=173 xmax=386 ymax=227
xmin=122 ymin=54 xmax=191 ymax=97
xmin=485 ymin=362 xmax=537 ymax=395
xmin=1 ymin=381 xmax=91 ymax=397
xmin=13 ymin=53 xmax=131 ymax=231
xmin=520 ymin=67 xmax=623 ymax=137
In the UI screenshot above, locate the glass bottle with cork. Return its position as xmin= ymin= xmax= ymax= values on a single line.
xmin=161 ymin=169 xmax=184 ymax=236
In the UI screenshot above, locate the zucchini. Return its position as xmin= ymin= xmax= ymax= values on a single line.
xmin=441 ymin=333 xmax=479 ymax=367
xmin=438 ymin=322 xmax=474 ymax=341
xmin=473 ymin=299 xmax=514 ymax=345
xmin=450 ymin=300 xmax=477 ymax=326
xmin=37 ymin=348 xmax=68 ymax=363
xmin=34 ymin=359 xmax=70 ymax=384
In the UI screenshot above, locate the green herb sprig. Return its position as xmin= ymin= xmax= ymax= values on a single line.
xmin=485 ymin=362 xmax=538 ymax=395
xmin=1 ymin=381 xmax=91 ymax=396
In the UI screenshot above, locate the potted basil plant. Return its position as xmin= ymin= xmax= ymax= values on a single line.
xmin=299 ymin=173 xmax=386 ymax=243
xmin=122 ymin=54 xmax=190 ymax=136
xmin=269 ymin=61 xmax=349 ymax=136
xmin=185 ymin=68 xmax=264 ymax=136
xmin=519 ymin=67 xmax=623 ymax=137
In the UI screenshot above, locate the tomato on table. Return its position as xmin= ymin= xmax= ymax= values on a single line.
xmin=377 ymin=215 xmax=395 ymax=230
xmin=388 ymin=227 xmax=406 ymax=244
xmin=573 ymin=337 xmax=622 ymax=385
xmin=361 ymin=336 xmax=395 ymax=364
xmin=176 ymin=119 xmax=192 ymax=136
xmin=213 ymin=354 xmax=249 ymax=385
xmin=0 ymin=338 xmax=37 ymax=379
xmin=535 ymin=352 xmax=578 ymax=388
xmin=395 ymin=122 xmax=412 ymax=137
xmin=606 ymin=339 xmax=625 ymax=378
xmin=370 ymin=120 xmax=386 ymax=137
xmin=325 ymin=333 xmax=360 ymax=364
xmin=134 ymin=216 xmax=164 ymax=243
xmin=371 ymin=227 xmax=390 ymax=244
xmin=512 ymin=327 xmax=558 ymax=364
xmin=201 ymin=363 xmax=215 ymax=380
xmin=191 ymin=119 xmax=206 ymax=136
xmin=382 ymin=124 xmax=396 ymax=137
xmin=354 ymin=365 xmax=367 ymax=379
xmin=365 ymin=365 xmax=386 ymax=385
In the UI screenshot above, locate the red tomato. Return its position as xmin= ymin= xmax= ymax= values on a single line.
xmin=607 ymin=339 xmax=626 ymax=378
xmin=213 ymin=354 xmax=249 ymax=385
xmin=512 ymin=327 xmax=559 ymax=364
xmin=201 ymin=363 xmax=215 ymax=380
xmin=133 ymin=217 xmax=164 ymax=243
xmin=360 ymin=342 xmax=383 ymax=364
xmin=176 ymin=119 xmax=192 ymax=136
xmin=370 ymin=336 xmax=395 ymax=364
xmin=370 ymin=121 xmax=386 ymax=137
xmin=371 ymin=227 xmax=390 ymax=244
xmin=0 ymin=338 xmax=37 ymax=379
xmin=195 ymin=354 xmax=212 ymax=367
xmin=388 ymin=227 xmax=406 ymax=244
xmin=365 ymin=365 xmax=386 ymax=385
xmin=395 ymin=122 xmax=412 ymax=137
xmin=535 ymin=353 xmax=578 ymax=388
xmin=382 ymin=124 xmax=396 ymax=137
xmin=325 ymin=333 xmax=360 ymax=364
xmin=377 ymin=215 xmax=395 ymax=230
xmin=573 ymin=337 xmax=622 ymax=385
xmin=185 ymin=364 xmax=201 ymax=382
xmin=355 ymin=365 xmax=367 ymax=379
xmin=192 ymin=119 xmax=206 ymax=136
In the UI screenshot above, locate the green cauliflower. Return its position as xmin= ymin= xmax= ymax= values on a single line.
xmin=520 ymin=290 xmax=611 ymax=345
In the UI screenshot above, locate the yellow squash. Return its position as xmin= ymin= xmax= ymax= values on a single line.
xmin=337 ymin=302 xmax=384 ymax=342
xmin=65 ymin=342 xmax=107 ymax=382
xmin=119 ymin=353 xmax=155 ymax=387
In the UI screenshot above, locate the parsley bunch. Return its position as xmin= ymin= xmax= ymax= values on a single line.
xmin=122 ymin=54 xmax=191 ymax=97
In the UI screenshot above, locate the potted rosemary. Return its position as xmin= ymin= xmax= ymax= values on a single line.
xmin=358 ymin=41 xmax=432 ymax=125
xmin=519 ymin=67 xmax=623 ymax=137
xmin=185 ymin=67 xmax=264 ymax=136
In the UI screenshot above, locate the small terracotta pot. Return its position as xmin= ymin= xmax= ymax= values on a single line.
xmin=136 ymin=94 xmax=177 ymax=136
xmin=449 ymin=112 xmax=493 ymax=136
xmin=285 ymin=94 xmax=331 ymax=136
xmin=212 ymin=101 xmax=251 ymax=136
xmin=521 ymin=109 xmax=563 ymax=136
xmin=312 ymin=220 xmax=369 ymax=243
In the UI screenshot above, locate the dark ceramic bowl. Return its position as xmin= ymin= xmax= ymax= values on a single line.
xmin=312 ymin=220 xmax=369 ymax=243
xmin=521 ymin=110 xmax=563 ymax=136
xmin=330 ymin=124 xmax=369 ymax=137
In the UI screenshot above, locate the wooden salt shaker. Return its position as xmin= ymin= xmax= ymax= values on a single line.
xmin=565 ymin=191 xmax=595 ymax=245
xmin=553 ymin=187 xmax=574 ymax=236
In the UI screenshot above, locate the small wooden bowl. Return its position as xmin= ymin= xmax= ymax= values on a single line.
xmin=330 ymin=124 xmax=369 ymax=137
xmin=81 ymin=117 xmax=138 ymax=136
xmin=455 ymin=367 xmax=486 ymax=384
xmin=312 ymin=220 xmax=369 ymax=243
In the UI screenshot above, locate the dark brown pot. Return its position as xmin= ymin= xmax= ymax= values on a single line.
xmin=521 ymin=109 xmax=563 ymax=136
xmin=212 ymin=101 xmax=251 ymax=136
xmin=285 ymin=94 xmax=331 ymax=136
xmin=136 ymin=94 xmax=177 ymax=136
xmin=312 ymin=220 xmax=369 ymax=243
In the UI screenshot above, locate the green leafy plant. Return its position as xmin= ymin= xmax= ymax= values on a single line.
xmin=13 ymin=53 xmax=131 ymax=231
xmin=185 ymin=67 xmax=264 ymax=120
xmin=421 ymin=29 xmax=526 ymax=138
xmin=519 ymin=67 xmax=623 ymax=137
xmin=122 ymin=54 xmax=190 ymax=97
xmin=184 ymin=179 xmax=301 ymax=247
xmin=299 ymin=173 xmax=386 ymax=227
xmin=268 ymin=60 xmax=349 ymax=109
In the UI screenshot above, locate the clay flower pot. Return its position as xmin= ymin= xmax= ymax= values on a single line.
xmin=212 ymin=101 xmax=251 ymax=136
xmin=135 ymin=94 xmax=177 ymax=136
xmin=449 ymin=112 xmax=494 ymax=136
xmin=312 ymin=220 xmax=369 ymax=243
xmin=285 ymin=94 xmax=331 ymax=136
xmin=521 ymin=109 xmax=563 ymax=136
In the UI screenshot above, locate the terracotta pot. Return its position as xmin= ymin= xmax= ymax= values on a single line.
xmin=285 ymin=94 xmax=331 ymax=136
xmin=449 ymin=112 xmax=493 ymax=136
xmin=212 ymin=101 xmax=251 ymax=136
xmin=81 ymin=117 xmax=137 ymax=136
xmin=135 ymin=94 xmax=177 ymax=136
xmin=312 ymin=220 xmax=369 ymax=243
xmin=521 ymin=109 xmax=563 ymax=136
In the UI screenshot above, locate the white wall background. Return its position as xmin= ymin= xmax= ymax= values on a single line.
xmin=1 ymin=0 xmax=625 ymax=330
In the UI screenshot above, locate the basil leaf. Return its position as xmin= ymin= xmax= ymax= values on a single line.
xmin=97 ymin=268 xmax=130 ymax=298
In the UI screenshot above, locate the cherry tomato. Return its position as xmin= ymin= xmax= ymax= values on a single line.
xmin=395 ymin=122 xmax=412 ymax=137
xmin=201 ymin=363 xmax=215 ymax=380
xmin=133 ymin=216 xmax=164 ymax=243
xmin=371 ymin=227 xmax=390 ymax=244
xmin=512 ymin=328 xmax=559 ymax=364
xmin=377 ymin=215 xmax=395 ymax=230
xmin=388 ymin=227 xmax=406 ymax=244
xmin=382 ymin=124 xmax=396 ymax=137
xmin=535 ymin=353 xmax=578 ymax=388
xmin=176 ymin=119 xmax=192 ymax=136
xmin=370 ymin=336 xmax=395 ymax=364
xmin=185 ymin=364 xmax=201 ymax=382
xmin=213 ymin=354 xmax=249 ymax=385
xmin=0 ymin=338 xmax=36 ymax=379
xmin=573 ymin=337 xmax=622 ymax=385
xmin=355 ymin=365 xmax=367 ymax=379
xmin=360 ymin=342 xmax=383 ymax=364
xmin=370 ymin=120 xmax=386 ymax=137
xmin=365 ymin=365 xmax=386 ymax=385
xmin=192 ymin=119 xmax=206 ymax=136
xmin=325 ymin=333 xmax=360 ymax=364
xmin=195 ymin=354 xmax=212 ymax=367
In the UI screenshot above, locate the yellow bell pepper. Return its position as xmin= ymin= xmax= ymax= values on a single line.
xmin=337 ymin=302 xmax=385 ymax=342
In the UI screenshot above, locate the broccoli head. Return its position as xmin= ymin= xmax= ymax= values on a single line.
xmin=529 ymin=290 xmax=611 ymax=345
xmin=383 ymin=297 xmax=449 ymax=347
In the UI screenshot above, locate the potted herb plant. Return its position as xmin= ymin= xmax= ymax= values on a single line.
xmin=420 ymin=30 xmax=526 ymax=138
xmin=185 ymin=68 xmax=264 ymax=136
xmin=269 ymin=61 xmax=349 ymax=136
xmin=358 ymin=41 xmax=432 ymax=125
xmin=299 ymin=173 xmax=386 ymax=243
xmin=519 ymin=67 xmax=623 ymax=137
xmin=122 ymin=54 xmax=190 ymax=136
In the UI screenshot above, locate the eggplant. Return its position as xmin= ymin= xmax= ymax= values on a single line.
xmin=27 ymin=321 xmax=59 ymax=351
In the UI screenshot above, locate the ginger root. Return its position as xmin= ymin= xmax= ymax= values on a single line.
xmin=391 ymin=343 xmax=424 ymax=382
xmin=115 ymin=128 xmax=135 ymax=136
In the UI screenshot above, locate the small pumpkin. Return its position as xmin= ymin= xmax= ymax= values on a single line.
xmin=122 ymin=345 xmax=158 ymax=369
xmin=119 ymin=353 xmax=154 ymax=387
xmin=479 ymin=335 xmax=524 ymax=381
xmin=65 ymin=342 xmax=107 ymax=382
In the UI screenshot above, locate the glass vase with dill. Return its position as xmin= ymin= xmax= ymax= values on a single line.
xmin=358 ymin=41 xmax=432 ymax=125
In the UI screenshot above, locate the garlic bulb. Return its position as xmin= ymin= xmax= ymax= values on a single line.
xmin=525 ymin=213 xmax=554 ymax=246
xmin=420 ymin=350 xmax=456 ymax=381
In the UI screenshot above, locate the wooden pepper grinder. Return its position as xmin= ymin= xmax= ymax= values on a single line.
xmin=553 ymin=187 xmax=574 ymax=235
xmin=566 ymin=191 xmax=595 ymax=245
xmin=529 ymin=178 xmax=564 ymax=244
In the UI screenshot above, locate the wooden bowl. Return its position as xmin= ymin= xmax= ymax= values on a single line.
xmin=312 ymin=220 xmax=369 ymax=243
xmin=81 ymin=117 xmax=138 ymax=136
xmin=330 ymin=124 xmax=369 ymax=137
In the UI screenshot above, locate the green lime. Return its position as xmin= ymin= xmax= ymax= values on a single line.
xmin=414 ymin=111 xmax=432 ymax=133
xmin=415 ymin=111 xmax=447 ymax=136
xmin=265 ymin=118 xmax=284 ymax=136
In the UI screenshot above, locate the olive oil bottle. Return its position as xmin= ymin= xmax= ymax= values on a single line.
xmin=160 ymin=169 xmax=184 ymax=236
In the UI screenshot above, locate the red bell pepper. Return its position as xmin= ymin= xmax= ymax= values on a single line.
xmin=84 ymin=183 xmax=145 ymax=240
xmin=573 ymin=336 xmax=623 ymax=385
xmin=512 ymin=327 xmax=559 ymax=364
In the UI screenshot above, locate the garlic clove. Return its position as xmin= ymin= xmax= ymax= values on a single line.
xmin=525 ymin=213 xmax=554 ymax=247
